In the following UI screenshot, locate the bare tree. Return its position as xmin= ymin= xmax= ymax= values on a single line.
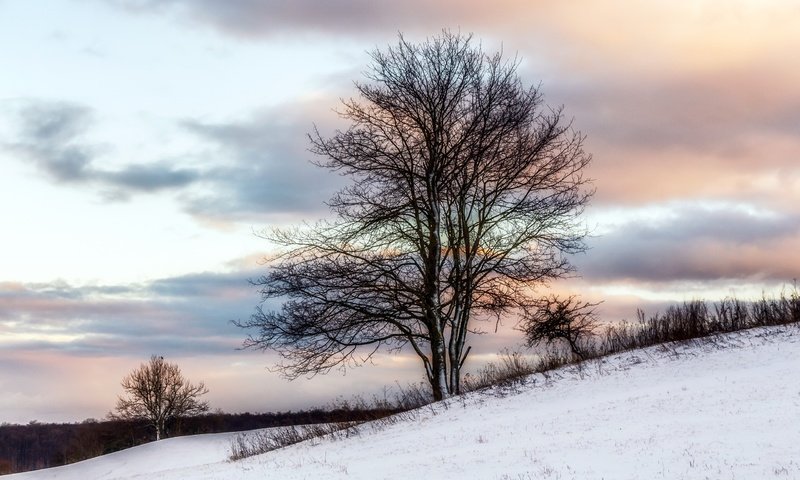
xmin=237 ymin=31 xmax=592 ymax=400
xmin=519 ymin=295 xmax=600 ymax=359
xmin=112 ymin=355 xmax=209 ymax=441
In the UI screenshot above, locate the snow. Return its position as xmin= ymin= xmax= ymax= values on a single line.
xmin=10 ymin=325 xmax=800 ymax=479
xmin=6 ymin=431 xmax=240 ymax=480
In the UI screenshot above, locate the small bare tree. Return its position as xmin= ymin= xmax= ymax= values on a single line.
xmin=519 ymin=295 xmax=600 ymax=359
xmin=112 ymin=355 xmax=209 ymax=441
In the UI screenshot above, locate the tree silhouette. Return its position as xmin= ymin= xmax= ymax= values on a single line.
xmin=239 ymin=31 xmax=592 ymax=400
xmin=112 ymin=355 xmax=208 ymax=440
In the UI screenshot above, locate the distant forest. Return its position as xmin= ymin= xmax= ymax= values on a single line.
xmin=0 ymin=408 xmax=399 ymax=475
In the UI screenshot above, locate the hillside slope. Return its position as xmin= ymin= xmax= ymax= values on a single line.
xmin=10 ymin=325 xmax=800 ymax=480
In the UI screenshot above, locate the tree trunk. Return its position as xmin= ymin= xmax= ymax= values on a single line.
xmin=448 ymin=361 xmax=460 ymax=396
xmin=429 ymin=331 xmax=450 ymax=401
xmin=445 ymin=286 xmax=471 ymax=395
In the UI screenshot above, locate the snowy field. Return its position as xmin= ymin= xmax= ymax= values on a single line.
xmin=10 ymin=325 xmax=800 ymax=480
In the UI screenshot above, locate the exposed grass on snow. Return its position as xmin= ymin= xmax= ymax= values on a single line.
xmin=229 ymin=423 xmax=360 ymax=460
xmin=466 ymin=288 xmax=800 ymax=392
xmin=228 ymin=383 xmax=434 ymax=460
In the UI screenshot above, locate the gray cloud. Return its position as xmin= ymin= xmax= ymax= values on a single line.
xmin=15 ymin=102 xmax=95 ymax=182
xmin=576 ymin=205 xmax=800 ymax=283
xmin=18 ymin=101 xmax=90 ymax=143
xmin=8 ymin=100 xmax=200 ymax=195
xmin=0 ymin=269 xmax=263 ymax=357
xmin=100 ymin=163 xmax=200 ymax=193
xmin=148 ymin=271 xmax=251 ymax=298
xmin=180 ymin=105 xmax=348 ymax=221
xmin=5 ymin=99 xmax=347 ymax=221
xmin=107 ymin=0 xmax=498 ymax=38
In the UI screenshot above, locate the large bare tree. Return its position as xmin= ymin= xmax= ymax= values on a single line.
xmin=112 ymin=355 xmax=209 ymax=440
xmin=238 ymin=31 xmax=592 ymax=400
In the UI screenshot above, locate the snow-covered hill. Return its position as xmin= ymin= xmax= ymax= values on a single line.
xmin=10 ymin=325 xmax=800 ymax=479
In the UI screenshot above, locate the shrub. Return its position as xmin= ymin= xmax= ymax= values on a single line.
xmin=518 ymin=295 xmax=600 ymax=360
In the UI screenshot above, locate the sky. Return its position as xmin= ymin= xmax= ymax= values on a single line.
xmin=1 ymin=0 xmax=798 ymax=423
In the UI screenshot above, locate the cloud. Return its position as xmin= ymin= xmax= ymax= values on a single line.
xmin=547 ymin=67 xmax=800 ymax=156
xmin=100 ymin=164 xmax=200 ymax=193
xmin=105 ymin=0 xmax=800 ymax=73
xmin=17 ymin=3 xmax=800 ymax=218
xmin=107 ymin=0 xmax=513 ymax=38
xmin=7 ymin=100 xmax=201 ymax=195
xmin=0 ymin=268 xmax=265 ymax=357
xmin=576 ymin=203 xmax=800 ymax=283
xmin=179 ymin=102 xmax=348 ymax=221
xmin=4 ymin=98 xmax=348 ymax=221
xmin=14 ymin=101 xmax=95 ymax=181
xmin=536 ymin=49 xmax=800 ymax=208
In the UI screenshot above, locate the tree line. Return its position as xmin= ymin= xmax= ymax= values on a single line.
xmin=0 ymin=407 xmax=399 ymax=475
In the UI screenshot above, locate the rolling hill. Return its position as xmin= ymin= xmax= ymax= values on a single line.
xmin=8 ymin=325 xmax=800 ymax=480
